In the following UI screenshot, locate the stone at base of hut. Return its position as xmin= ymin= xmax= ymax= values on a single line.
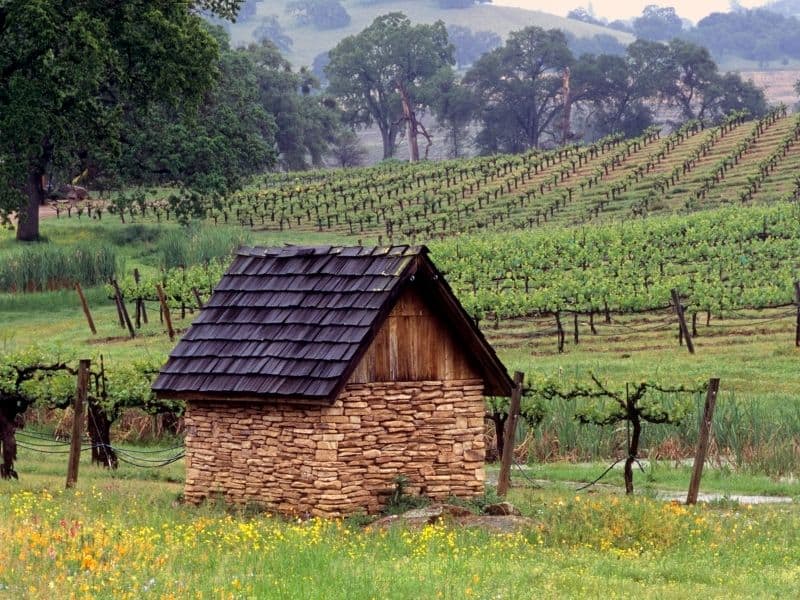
xmin=371 ymin=503 xmax=474 ymax=528
xmin=483 ymin=501 xmax=522 ymax=516
xmin=369 ymin=503 xmax=534 ymax=534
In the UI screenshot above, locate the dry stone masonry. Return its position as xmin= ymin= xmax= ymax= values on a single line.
xmin=184 ymin=379 xmax=486 ymax=516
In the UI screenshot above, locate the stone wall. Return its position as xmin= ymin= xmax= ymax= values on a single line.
xmin=183 ymin=379 xmax=486 ymax=516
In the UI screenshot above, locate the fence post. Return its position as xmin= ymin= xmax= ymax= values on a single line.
xmin=687 ymin=378 xmax=720 ymax=504
xmin=75 ymin=283 xmax=97 ymax=335
xmin=156 ymin=284 xmax=175 ymax=341
xmin=111 ymin=279 xmax=135 ymax=339
xmin=671 ymin=289 xmax=694 ymax=354
xmin=66 ymin=359 xmax=90 ymax=489
xmin=497 ymin=371 xmax=525 ymax=497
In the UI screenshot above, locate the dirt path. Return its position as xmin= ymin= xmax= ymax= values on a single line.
xmin=7 ymin=204 xmax=59 ymax=227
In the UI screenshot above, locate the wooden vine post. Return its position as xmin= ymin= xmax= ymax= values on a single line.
xmin=111 ymin=279 xmax=135 ymax=339
xmin=497 ymin=371 xmax=525 ymax=497
xmin=686 ymin=378 xmax=720 ymax=505
xmin=156 ymin=284 xmax=175 ymax=341
xmin=671 ymin=289 xmax=694 ymax=354
xmin=133 ymin=268 xmax=148 ymax=328
xmin=75 ymin=283 xmax=96 ymax=335
xmin=66 ymin=359 xmax=90 ymax=489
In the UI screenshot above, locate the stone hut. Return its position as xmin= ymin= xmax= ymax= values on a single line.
xmin=152 ymin=245 xmax=512 ymax=516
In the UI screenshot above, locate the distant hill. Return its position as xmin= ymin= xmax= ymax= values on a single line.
xmin=227 ymin=0 xmax=634 ymax=68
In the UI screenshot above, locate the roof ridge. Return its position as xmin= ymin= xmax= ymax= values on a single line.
xmin=236 ymin=244 xmax=427 ymax=257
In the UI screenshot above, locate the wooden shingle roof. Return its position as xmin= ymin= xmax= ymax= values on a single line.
xmin=152 ymin=245 xmax=512 ymax=402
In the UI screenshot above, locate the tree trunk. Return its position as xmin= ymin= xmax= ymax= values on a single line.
xmin=561 ymin=67 xmax=572 ymax=144
xmin=624 ymin=417 xmax=641 ymax=495
xmin=16 ymin=168 xmax=45 ymax=241
xmin=397 ymin=82 xmax=420 ymax=162
xmin=0 ymin=405 xmax=20 ymax=479
xmin=161 ymin=411 xmax=181 ymax=435
xmin=490 ymin=412 xmax=507 ymax=461
xmin=380 ymin=127 xmax=395 ymax=159
xmin=87 ymin=398 xmax=118 ymax=469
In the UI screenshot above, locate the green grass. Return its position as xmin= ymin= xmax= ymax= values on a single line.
xmin=497 ymin=461 xmax=800 ymax=498
xmin=2 ymin=214 xmax=800 ymax=474
xmin=1 ymin=449 xmax=799 ymax=598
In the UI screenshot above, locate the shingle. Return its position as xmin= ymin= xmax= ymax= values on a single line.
xmin=152 ymin=245 xmax=427 ymax=400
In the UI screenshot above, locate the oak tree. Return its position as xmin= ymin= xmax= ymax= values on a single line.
xmin=0 ymin=1 xmax=229 ymax=240
xmin=326 ymin=13 xmax=454 ymax=161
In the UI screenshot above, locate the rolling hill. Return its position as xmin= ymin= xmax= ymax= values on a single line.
xmin=227 ymin=0 xmax=635 ymax=68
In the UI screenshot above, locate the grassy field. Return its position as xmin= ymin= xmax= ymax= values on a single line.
xmin=1 ymin=446 xmax=799 ymax=599
xmin=2 ymin=197 xmax=799 ymax=473
xmin=3 ymin=127 xmax=800 ymax=596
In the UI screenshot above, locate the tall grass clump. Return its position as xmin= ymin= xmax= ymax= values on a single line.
xmin=158 ymin=226 xmax=252 ymax=269
xmin=0 ymin=243 xmax=117 ymax=293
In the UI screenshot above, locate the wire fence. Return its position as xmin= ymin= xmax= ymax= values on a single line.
xmin=16 ymin=431 xmax=184 ymax=468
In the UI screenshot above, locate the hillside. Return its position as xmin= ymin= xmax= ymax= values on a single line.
xmin=228 ymin=0 xmax=635 ymax=68
xmin=202 ymin=108 xmax=798 ymax=241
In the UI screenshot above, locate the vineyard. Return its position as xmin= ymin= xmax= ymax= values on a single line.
xmin=51 ymin=107 xmax=800 ymax=245
xmin=3 ymin=109 xmax=800 ymax=478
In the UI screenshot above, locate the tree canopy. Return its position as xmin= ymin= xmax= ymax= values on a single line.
xmin=0 ymin=0 xmax=230 ymax=241
xmin=326 ymin=12 xmax=454 ymax=161
xmin=633 ymin=5 xmax=684 ymax=42
xmin=286 ymin=0 xmax=350 ymax=30
xmin=465 ymin=27 xmax=573 ymax=153
xmin=113 ymin=27 xmax=277 ymax=196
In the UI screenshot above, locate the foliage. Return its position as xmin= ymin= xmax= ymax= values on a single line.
xmin=633 ymin=5 xmax=684 ymax=42
xmin=326 ymin=12 xmax=454 ymax=160
xmin=465 ymin=26 xmax=573 ymax=152
xmin=156 ymin=226 xmax=251 ymax=270
xmin=445 ymin=24 xmax=501 ymax=69
xmin=384 ymin=474 xmax=430 ymax=515
xmin=535 ymin=375 xmax=704 ymax=492
xmin=566 ymin=32 xmax=627 ymax=58
xmin=431 ymin=200 xmax=800 ymax=318
xmin=566 ymin=8 xmax=605 ymax=27
xmin=194 ymin=0 xmax=249 ymax=21
xmin=0 ymin=347 xmax=76 ymax=413
xmin=243 ymin=41 xmax=342 ymax=169
xmin=325 ymin=128 xmax=368 ymax=168
xmin=0 ymin=347 xmax=175 ymax=477
xmin=114 ymin=27 xmax=277 ymax=198
xmin=286 ymin=0 xmax=350 ymax=30
xmin=253 ymin=15 xmax=293 ymax=52
xmin=688 ymin=9 xmax=800 ymax=65
xmin=435 ymin=0 xmax=491 ymax=9
xmin=0 ymin=0 xmax=228 ymax=241
xmin=428 ymin=71 xmax=480 ymax=158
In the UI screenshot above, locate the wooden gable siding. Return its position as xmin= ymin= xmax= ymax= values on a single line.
xmin=349 ymin=286 xmax=479 ymax=384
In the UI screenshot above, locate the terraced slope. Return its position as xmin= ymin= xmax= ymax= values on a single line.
xmin=211 ymin=108 xmax=797 ymax=242
xmin=59 ymin=109 xmax=800 ymax=245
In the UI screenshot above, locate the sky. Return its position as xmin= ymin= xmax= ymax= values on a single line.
xmin=492 ymin=1 xmax=768 ymax=24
